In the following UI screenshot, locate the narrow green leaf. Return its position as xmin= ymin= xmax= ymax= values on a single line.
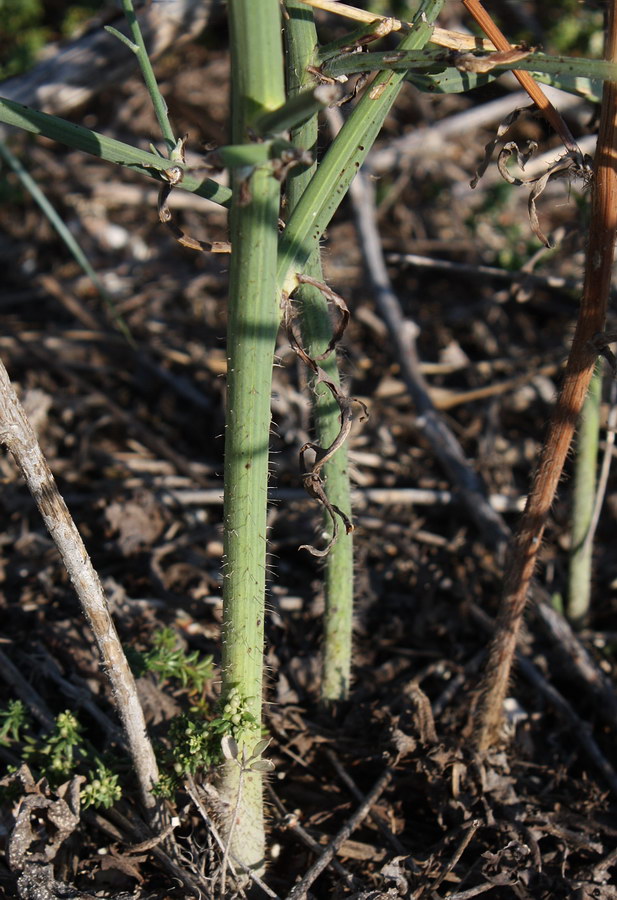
xmin=408 ymin=68 xmax=494 ymax=93
xmin=253 ymin=84 xmax=340 ymax=136
xmin=0 ymin=139 xmax=133 ymax=340
xmin=409 ymin=67 xmax=602 ymax=102
xmin=278 ymin=0 xmax=445 ymax=295
xmin=250 ymin=759 xmax=275 ymax=772
xmin=249 ymin=738 xmax=272 ymax=760
xmin=0 ymin=96 xmax=231 ymax=207
xmin=117 ymin=0 xmax=176 ymax=150
xmin=104 ymin=25 xmax=139 ymax=54
xmin=324 ymin=47 xmax=617 ymax=85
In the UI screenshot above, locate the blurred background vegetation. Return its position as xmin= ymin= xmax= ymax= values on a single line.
xmin=0 ymin=0 xmax=605 ymax=83
xmin=0 ymin=0 xmax=98 ymax=79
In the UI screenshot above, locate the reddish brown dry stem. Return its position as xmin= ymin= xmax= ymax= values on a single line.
xmin=474 ymin=2 xmax=617 ymax=751
xmin=461 ymin=0 xmax=579 ymax=154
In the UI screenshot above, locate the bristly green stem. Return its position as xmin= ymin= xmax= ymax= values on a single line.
xmin=218 ymin=0 xmax=285 ymax=876
xmin=284 ymin=0 xmax=355 ymax=702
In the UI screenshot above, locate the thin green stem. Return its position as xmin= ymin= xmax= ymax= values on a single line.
xmin=322 ymin=48 xmax=617 ymax=81
xmin=114 ymin=0 xmax=176 ymax=150
xmin=0 ymin=96 xmax=231 ymax=206
xmin=567 ymin=363 xmax=602 ymax=627
xmin=0 ymin=139 xmax=133 ymax=342
xmin=253 ymin=84 xmax=337 ymax=136
xmin=284 ymin=0 xmax=355 ymax=702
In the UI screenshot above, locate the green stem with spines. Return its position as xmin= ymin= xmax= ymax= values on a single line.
xmin=284 ymin=0 xmax=355 ymax=702
xmin=218 ymin=0 xmax=285 ymax=875
xmin=321 ymin=48 xmax=617 ymax=82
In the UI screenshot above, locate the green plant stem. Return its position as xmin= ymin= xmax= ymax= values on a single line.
xmin=277 ymin=0 xmax=445 ymax=297
xmin=253 ymin=84 xmax=337 ymax=136
xmin=218 ymin=0 xmax=285 ymax=876
xmin=115 ymin=0 xmax=176 ymax=151
xmin=284 ymin=0 xmax=355 ymax=702
xmin=567 ymin=362 xmax=602 ymax=627
xmin=0 ymin=96 xmax=231 ymax=206
xmin=321 ymin=48 xmax=617 ymax=81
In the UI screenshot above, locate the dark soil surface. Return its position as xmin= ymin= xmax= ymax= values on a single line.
xmin=0 ymin=3 xmax=616 ymax=898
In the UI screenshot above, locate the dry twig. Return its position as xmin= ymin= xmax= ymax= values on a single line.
xmin=286 ymin=767 xmax=393 ymax=900
xmin=0 ymin=356 xmax=161 ymax=820
xmin=461 ymin=0 xmax=579 ymax=154
xmin=470 ymin=600 xmax=617 ymax=796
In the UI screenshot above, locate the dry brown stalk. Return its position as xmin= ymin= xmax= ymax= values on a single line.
xmin=461 ymin=0 xmax=579 ymax=154
xmin=475 ymin=2 xmax=617 ymax=751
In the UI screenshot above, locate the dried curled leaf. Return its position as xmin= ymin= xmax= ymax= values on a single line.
xmin=283 ymin=285 xmax=368 ymax=557
xmin=295 ymin=274 xmax=350 ymax=361
xmin=157 ymin=180 xmax=231 ymax=253
xmin=147 ymin=135 xmax=231 ymax=254
xmin=497 ymin=142 xmax=592 ymax=247
xmin=470 ymin=104 xmax=533 ymax=189
xmin=471 ymin=103 xmax=592 ymax=246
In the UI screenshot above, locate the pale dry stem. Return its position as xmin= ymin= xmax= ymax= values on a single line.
xmin=0 ymin=357 xmax=162 ymax=820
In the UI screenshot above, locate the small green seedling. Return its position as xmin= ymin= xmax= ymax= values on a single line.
xmin=0 ymin=699 xmax=29 ymax=746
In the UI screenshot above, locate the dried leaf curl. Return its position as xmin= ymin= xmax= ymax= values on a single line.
xmin=283 ymin=285 xmax=367 ymax=557
xmin=497 ymin=142 xmax=593 ymax=246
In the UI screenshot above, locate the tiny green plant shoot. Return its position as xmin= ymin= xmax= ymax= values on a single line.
xmin=1 ymin=0 xmax=616 ymax=881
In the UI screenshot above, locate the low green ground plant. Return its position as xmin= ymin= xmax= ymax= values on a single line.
xmin=0 ymin=629 xmax=219 ymax=807
xmin=0 ymin=703 xmax=122 ymax=809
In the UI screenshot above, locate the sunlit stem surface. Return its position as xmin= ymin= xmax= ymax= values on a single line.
xmin=217 ymin=0 xmax=285 ymax=876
